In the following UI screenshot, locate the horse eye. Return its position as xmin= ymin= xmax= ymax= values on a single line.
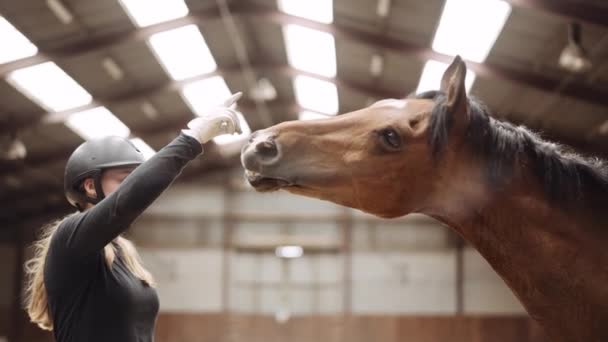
xmin=380 ymin=128 xmax=402 ymax=150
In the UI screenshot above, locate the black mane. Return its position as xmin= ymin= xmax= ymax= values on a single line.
xmin=415 ymin=90 xmax=608 ymax=212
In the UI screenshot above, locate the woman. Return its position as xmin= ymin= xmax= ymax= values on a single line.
xmin=23 ymin=93 xmax=244 ymax=342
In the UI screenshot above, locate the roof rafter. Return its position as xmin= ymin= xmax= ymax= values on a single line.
xmin=0 ymin=63 xmax=402 ymax=134
xmin=501 ymin=0 xmax=608 ymax=28
xmin=0 ymin=4 xmax=605 ymax=118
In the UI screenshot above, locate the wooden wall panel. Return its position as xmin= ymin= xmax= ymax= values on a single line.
xmin=345 ymin=315 xmax=399 ymax=342
xmin=477 ymin=316 xmax=530 ymax=342
xmin=396 ymin=316 xmax=476 ymax=342
xmin=155 ymin=313 xmax=225 ymax=342
xmin=18 ymin=313 xmax=548 ymax=342
xmin=154 ymin=314 xmax=548 ymax=342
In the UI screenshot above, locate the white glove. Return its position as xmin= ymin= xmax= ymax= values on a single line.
xmin=182 ymin=92 xmax=244 ymax=144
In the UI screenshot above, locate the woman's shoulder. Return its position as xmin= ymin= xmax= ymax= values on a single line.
xmin=48 ymin=211 xmax=98 ymax=258
xmin=44 ymin=213 xmax=102 ymax=291
xmin=50 ymin=212 xmax=84 ymax=243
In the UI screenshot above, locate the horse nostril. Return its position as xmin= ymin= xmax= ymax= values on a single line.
xmin=255 ymin=139 xmax=278 ymax=159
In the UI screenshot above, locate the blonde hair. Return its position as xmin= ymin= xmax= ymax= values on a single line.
xmin=24 ymin=213 xmax=155 ymax=331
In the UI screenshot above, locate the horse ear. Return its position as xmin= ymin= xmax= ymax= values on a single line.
xmin=440 ymin=56 xmax=468 ymax=119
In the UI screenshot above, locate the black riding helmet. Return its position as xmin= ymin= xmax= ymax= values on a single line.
xmin=64 ymin=136 xmax=145 ymax=211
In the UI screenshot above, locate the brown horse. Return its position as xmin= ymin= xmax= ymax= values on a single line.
xmin=241 ymin=56 xmax=608 ymax=341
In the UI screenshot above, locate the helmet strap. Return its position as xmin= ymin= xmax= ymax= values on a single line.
xmin=92 ymin=172 xmax=106 ymax=203
xmin=80 ymin=171 xmax=105 ymax=209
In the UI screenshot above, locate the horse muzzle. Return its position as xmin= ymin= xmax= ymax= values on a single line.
xmin=241 ymin=130 xmax=294 ymax=191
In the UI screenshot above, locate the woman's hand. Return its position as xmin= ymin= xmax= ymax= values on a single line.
xmin=182 ymin=92 xmax=244 ymax=144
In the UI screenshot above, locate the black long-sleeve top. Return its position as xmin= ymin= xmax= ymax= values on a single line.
xmin=44 ymin=134 xmax=202 ymax=342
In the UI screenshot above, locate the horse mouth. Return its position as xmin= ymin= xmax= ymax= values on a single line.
xmin=245 ymin=170 xmax=296 ymax=192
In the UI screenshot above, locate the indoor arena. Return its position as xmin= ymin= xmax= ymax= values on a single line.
xmin=0 ymin=0 xmax=607 ymax=341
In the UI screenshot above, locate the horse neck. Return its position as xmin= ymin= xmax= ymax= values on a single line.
xmin=422 ymin=155 xmax=608 ymax=340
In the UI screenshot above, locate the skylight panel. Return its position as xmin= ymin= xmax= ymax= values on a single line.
xmin=0 ymin=16 xmax=38 ymax=64
xmin=118 ymin=0 xmax=189 ymax=27
xmin=293 ymin=75 xmax=339 ymax=115
xmin=278 ymin=0 xmax=333 ymax=24
xmin=432 ymin=0 xmax=511 ymax=63
xmin=148 ymin=25 xmax=217 ymax=80
xmin=65 ymin=107 xmax=130 ymax=140
xmin=283 ymin=24 xmax=336 ymax=78
xmin=416 ymin=60 xmax=476 ymax=94
xmin=7 ymin=62 xmax=92 ymax=112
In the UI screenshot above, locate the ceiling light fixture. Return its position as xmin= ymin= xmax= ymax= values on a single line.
xmin=559 ymin=22 xmax=592 ymax=73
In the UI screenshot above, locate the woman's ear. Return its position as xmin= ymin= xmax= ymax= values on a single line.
xmin=82 ymin=178 xmax=97 ymax=198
